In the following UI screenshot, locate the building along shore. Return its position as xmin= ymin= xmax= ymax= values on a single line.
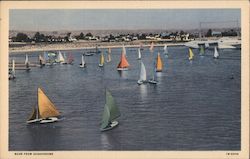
xmin=9 ymin=40 xmax=185 ymax=53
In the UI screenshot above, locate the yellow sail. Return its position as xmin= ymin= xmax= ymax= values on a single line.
xmin=189 ymin=48 xmax=194 ymax=60
xmin=156 ymin=52 xmax=163 ymax=72
xmin=100 ymin=53 xmax=105 ymax=65
xmin=38 ymin=88 xmax=60 ymax=118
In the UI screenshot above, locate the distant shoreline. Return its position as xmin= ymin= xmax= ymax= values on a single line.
xmin=9 ymin=41 xmax=185 ymax=53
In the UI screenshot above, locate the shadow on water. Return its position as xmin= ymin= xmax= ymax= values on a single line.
xmin=156 ymin=72 xmax=163 ymax=83
xmin=25 ymin=124 xmax=62 ymax=151
xmin=138 ymin=84 xmax=148 ymax=101
xmin=100 ymin=132 xmax=121 ymax=150
xmin=117 ymin=70 xmax=128 ymax=79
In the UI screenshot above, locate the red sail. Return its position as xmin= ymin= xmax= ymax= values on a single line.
xmin=117 ymin=52 xmax=130 ymax=68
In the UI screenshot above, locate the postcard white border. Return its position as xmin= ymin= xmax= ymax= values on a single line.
xmin=0 ymin=1 xmax=249 ymax=159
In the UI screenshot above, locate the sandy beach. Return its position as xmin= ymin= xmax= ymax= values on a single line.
xmin=9 ymin=41 xmax=185 ymax=53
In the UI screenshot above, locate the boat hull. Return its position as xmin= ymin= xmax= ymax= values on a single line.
xmin=9 ymin=75 xmax=15 ymax=80
xmin=26 ymin=118 xmax=41 ymax=124
xmin=79 ymin=64 xmax=86 ymax=68
xmin=148 ymin=79 xmax=158 ymax=84
xmin=26 ymin=117 xmax=60 ymax=124
xmin=40 ymin=117 xmax=60 ymax=124
xmin=117 ymin=68 xmax=128 ymax=71
xmin=100 ymin=121 xmax=119 ymax=132
xmin=137 ymin=80 xmax=147 ymax=85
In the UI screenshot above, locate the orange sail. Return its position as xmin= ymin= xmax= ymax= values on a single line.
xmin=38 ymin=88 xmax=60 ymax=119
xmin=117 ymin=52 xmax=130 ymax=70
xmin=156 ymin=52 xmax=163 ymax=72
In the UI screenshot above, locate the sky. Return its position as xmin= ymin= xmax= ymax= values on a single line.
xmin=9 ymin=9 xmax=240 ymax=31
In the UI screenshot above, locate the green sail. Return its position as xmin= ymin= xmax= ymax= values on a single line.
xmin=199 ymin=45 xmax=205 ymax=55
xmin=101 ymin=104 xmax=110 ymax=129
xmin=106 ymin=90 xmax=121 ymax=121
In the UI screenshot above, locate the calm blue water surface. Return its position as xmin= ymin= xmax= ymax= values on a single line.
xmin=9 ymin=46 xmax=241 ymax=150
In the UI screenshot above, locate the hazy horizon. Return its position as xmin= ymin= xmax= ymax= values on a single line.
xmin=10 ymin=9 xmax=240 ymax=31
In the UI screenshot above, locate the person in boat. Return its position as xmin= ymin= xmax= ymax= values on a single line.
xmin=105 ymin=122 xmax=112 ymax=128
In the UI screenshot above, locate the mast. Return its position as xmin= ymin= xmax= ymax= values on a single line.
xmin=36 ymin=88 xmax=39 ymax=119
xmin=152 ymin=61 xmax=155 ymax=80
xmin=150 ymin=42 xmax=155 ymax=80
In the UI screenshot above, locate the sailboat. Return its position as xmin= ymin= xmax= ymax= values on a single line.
xmin=106 ymin=48 xmax=111 ymax=62
xmin=199 ymin=45 xmax=205 ymax=56
xmin=24 ymin=54 xmax=30 ymax=69
xmin=148 ymin=61 xmax=158 ymax=84
xmin=99 ymin=52 xmax=105 ymax=67
xmin=46 ymin=52 xmax=57 ymax=65
xmin=79 ymin=54 xmax=86 ymax=68
xmin=156 ymin=52 xmax=163 ymax=72
xmin=213 ymin=46 xmax=219 ymax=59
xmin=67 ymin=53 xmax=74 ymax=64
xmin=56 ymin=51 xmax=66 ymax=64
xmin=9 ymin=59 xmax=16 ymax=80
xmin=163 ymin=44 xmax=168 ymax=57
xmin=27 ymin=88 xmax=61 ymax=124
xmin=39 ymin=54 xmax=46 ymax=66
xmin=137 ymin=48 xmax=142 ymax=60
xmin=188 ymin=48 xmax=194 ymax=61
xmin=100 ymin=89 xmax=121 ymax=131
xmin=25 ymin=54 xmax=29 ymax=65
xmin=149 ymin=42 xmax=154 ymax=53
xmin=117 ymin=48 xmax=130 ymax=71
xmin=43 ymin=52 xmax=50 ymax=65
xmin=137 ymin=61 xmax=147 ymax=85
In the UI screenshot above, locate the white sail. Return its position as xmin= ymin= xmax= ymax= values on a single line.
xmin=214 ymin=47 xmax=219 ymax=58
xmin=138 ymin=48 xmax=141 ymax=59
xmin=24 ymin=54 xmax=29 ymax=65
xmin=163 ymin=44 xmax=168 ymax=58
xmin=139 ymin=61 xmax=147 ymax=81
xmin=81 ymin=55 xmax=85 ymax=66
xmin=163 ymin=44 xmax=168 ymax=53
xmin=12 ymin=59 xmax=15 ymax=76
xmin=57 ymin=51 xmax=65 ymax=62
